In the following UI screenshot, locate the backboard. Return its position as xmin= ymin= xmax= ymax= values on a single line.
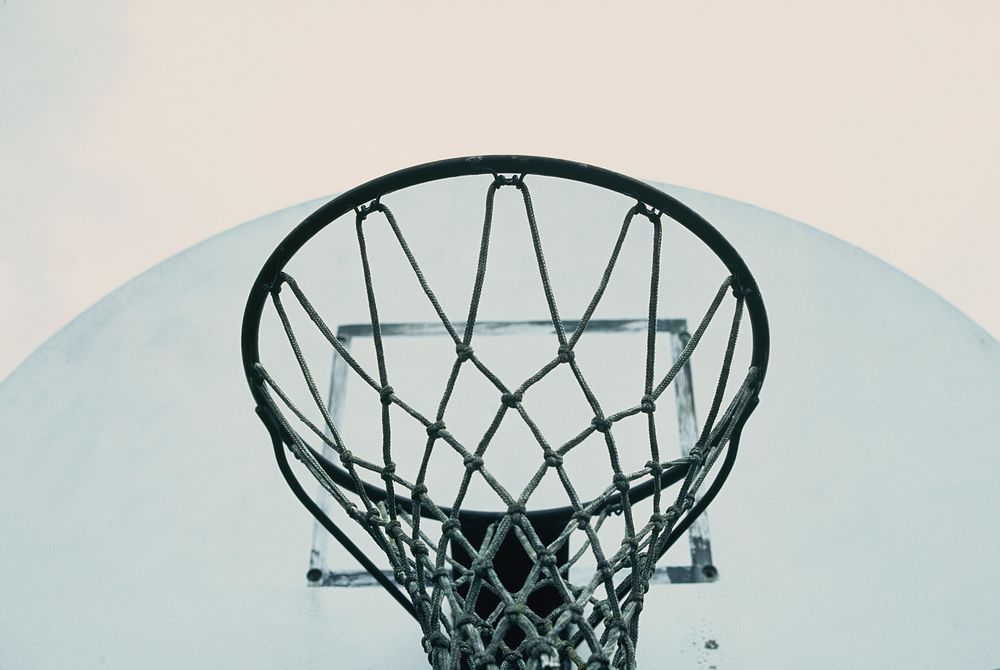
xmin=1 ymin=165 xmax=998 ymax=668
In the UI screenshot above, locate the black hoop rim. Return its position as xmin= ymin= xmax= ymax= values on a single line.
xmin=241 ymin=155 xmax=770 ymax=527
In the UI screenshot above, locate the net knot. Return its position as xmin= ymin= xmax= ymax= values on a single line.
xmin=503 ymin=603 xmax=527 ymax=619
xmin=502 ymin=650 xmax=522 ymax=665
xmin=432 ymin=567 xmax=450 ymax=581
xmin=385 ymin=520 xmax=404 ymax=539
xmin=521 ymin=639 xmax=556 ymax=663
xmin=421 ymin=631 xmax=450 ymax=652
xmin=426 ymin=421 xmax=446 ymax=438
xmin=596 ymin=559 xmax=614 ymax=580
xmin=634 ymin=580 xmax=649 ymax=597
xmin=595 ymin=601 xmax=613 ymax=619
xmin=507 ymin=502 xmax=526 ymax=515
xmin=463 ymin=454 xmax=484 ymax=471
xmin=441 ymin=519 xmax=460 ymax=536
xmin=683 ymin=494 xmax=696 ymax=510
xmin=607 ymin=620 xmax=629 ymax=636
xmin=379 ymin=385 xmax=395 ymax=405
xmin=640 ymin=394 xmax=656 ymax=413
xmin=338 ymin=449 xmax=354 ymax=466
xmin=411 ymin=540 xmax=429 ymax=557
xmin=410 ymin=483 xmax=428 ymax=500
xmin=543 ymin=450 xmax=563 ymax=467
xmin=649 ymin=512 xmax=666 ymax=528
xmin=688 ymin=447 xmax=704 ymax=464
xmin=455 ymin=343 xmax=474 ymax=361
xmin=380 ymin=462 xmax=396 ymax=482
xmin=538 ymin=550 xmax=558 ymax=568
xmin=621 ymin=536 xmax=639 ymax=553
xmin=470 ymin=557 xmax=491 ymax=577
xmin=591 ymin=416 xmax=612 ymax=433
xmin=500 ymin=391 xmax=523 ymax=408
xmin=612 ymin=472 xmax=629 ymax=493
xmin=454 ymin=612 xmax=480 ymax=629
xmin=557 ymin=344 xmax=575 ymax=363
xmin=365 ymin=508 xmax=383 ymax=525
xmin=646 ymin=460 xmax=663 ymax=478
xmin=572 ymin=510 xmax=591 ymax=529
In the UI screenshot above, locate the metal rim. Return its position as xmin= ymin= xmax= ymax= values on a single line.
xmin=241 ymin=155 xmax=770 ymax=527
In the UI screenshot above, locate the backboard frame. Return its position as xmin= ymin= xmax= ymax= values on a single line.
xmin=306 ymin=317 xmax=719 ymax=588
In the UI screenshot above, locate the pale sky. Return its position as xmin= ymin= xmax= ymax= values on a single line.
xmin=1 ymin=0 xmax=997 ymax=380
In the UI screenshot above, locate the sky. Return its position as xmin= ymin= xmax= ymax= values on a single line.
xmin=1 ymin=0 xmax=997 ymax=380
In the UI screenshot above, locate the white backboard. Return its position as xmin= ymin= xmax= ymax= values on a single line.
xmin=1 ymin=171 xmax=997 ymax=669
